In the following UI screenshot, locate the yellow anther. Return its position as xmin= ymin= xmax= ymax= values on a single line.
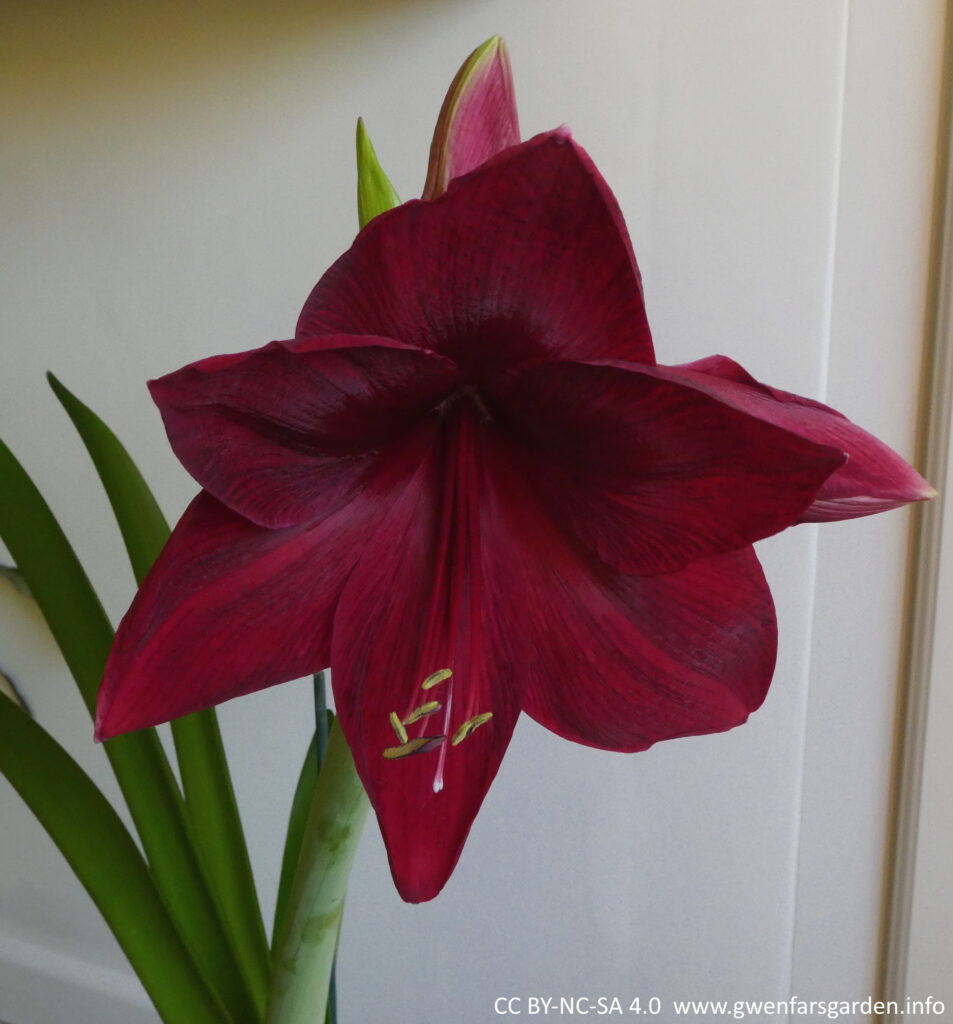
xmin=388 ymin=712 xmax=408 ymax=744
xmin=422 ymin=668 xmax=453 ymax=690
xmin=382 ymin=736 xmax=446 ymax=760
xmin=451 ymin=712 xmax=494 ymax=746
xmin=403 ymin=700 xmax=441 ymax=725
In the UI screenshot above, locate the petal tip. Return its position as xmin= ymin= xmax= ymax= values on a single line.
xmin=470 ymin=34 xmax=507 ymax=64
xmin=389 ymin=849 xmax=458 ymax=904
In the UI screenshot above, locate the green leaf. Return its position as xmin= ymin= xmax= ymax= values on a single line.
xmin=0 ymin=437 xmax=112 ymax=715
xmin=0 ymin=666 xmax=30 ymax=714
xmin=47 ymin=373 xmax=271 ymax=1016
xmin=47 ymin=373 xmax=168 ymax=583
xmin=356 ymin=118 xmax=401 ymax=229
xmin=271 ymin=714 xmax=333 ymax=950
xmin=0 ymin=695 xmax=230 ymax=1024
xmin=174 ymin=711 xmax=272 ymax=1014
xmin=0 ymin=435 xmax=260 ymax=1023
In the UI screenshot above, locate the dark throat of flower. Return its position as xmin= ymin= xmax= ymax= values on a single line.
xmin=435 ymin=383 xmax=494 ymax=424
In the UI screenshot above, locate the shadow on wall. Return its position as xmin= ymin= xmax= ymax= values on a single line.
xmin=3 ymin=0 xmax=445 ymax=107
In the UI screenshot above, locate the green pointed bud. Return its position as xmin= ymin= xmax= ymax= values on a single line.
xmin=356 ymin=118 xmax=401 ymax=229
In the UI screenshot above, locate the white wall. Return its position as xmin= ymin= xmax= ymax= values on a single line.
xmin=0 ymin=2 xmax=944 ymax=1022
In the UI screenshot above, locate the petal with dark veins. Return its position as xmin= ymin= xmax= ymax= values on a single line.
xmin=149 ymin=336 xmax=457 ymax=529
xmin=671 ymin=355 xmax=935 ymax=521
xmin=299 ymin=132 xmax=654 ymax=374
xmin=490 ymin=357 xmax=844 ymax=575
xmin=96 ymin=425 xmax=435 ymax=739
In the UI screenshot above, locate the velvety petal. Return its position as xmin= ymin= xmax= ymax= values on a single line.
xmin=422 ymin=36 xmax=520 ymax=200
xmin=331 ymin=407 xmax=526 ymax=902
xmin=149 ymin=336 xmax=458 ymax=529
xmin=490 ymin=358 xmax=846 ymax=575
xmin=298 ymin=132 xmax=654 ymax=374
xmin=96 ymin=428 xmax=432 ymax=739
xmin=483 ymin=453 xmax=777 ymax=749
xmin=524 ymin=547 xmax=777 ymax=750
xmin=672 ymin=355 xmax=936 ymax=521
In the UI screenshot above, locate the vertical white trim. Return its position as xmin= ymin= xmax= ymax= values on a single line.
xmin=879 ymin=3 xmax=953 ymax=1014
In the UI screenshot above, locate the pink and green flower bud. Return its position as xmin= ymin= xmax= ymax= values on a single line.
xmin=422 ymin=35 xmax=520 ymax=199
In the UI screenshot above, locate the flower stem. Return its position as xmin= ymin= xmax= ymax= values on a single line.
xmin=266 ymin=717 xmax=369 ymax=1024
xmin=312 ymin=671 xmax=336 ymax=1024
xmin=314 ymin=671 xmax=330 ymax=764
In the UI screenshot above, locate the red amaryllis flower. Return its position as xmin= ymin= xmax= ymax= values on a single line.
xmin=96 ymin=52 xmax=932 ymax=904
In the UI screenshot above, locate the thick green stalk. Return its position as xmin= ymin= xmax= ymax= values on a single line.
xmin=0 ymin=696 xmax=229 ymax=1024
xmin=0 ymin=437 xmax=259 ymax=1022
xmin=266 ymin=722 xmax=369 ymax=1024
xmin=48 ymin=373 xmax=272 ymax=1013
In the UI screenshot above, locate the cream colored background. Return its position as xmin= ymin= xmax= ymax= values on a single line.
xmin=0 ymin=2 xmax=946 ymax=1022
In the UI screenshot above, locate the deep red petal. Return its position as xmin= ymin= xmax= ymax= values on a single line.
xmin=524 ymin=547 xmax=777 ymax=749
xmin=299 ymin=132 xmax=654 ymax=374
xmin=96 ymin=430 xmax=432 ymax=739
xmin=490 ymin=358 xmax=845 ymax=575
xmin=422 ymin=37 xmax=520 ymax=200
xmin=672 ymin=355 xmax=935 ymax=520
xmin=149 ymin=336 xmax=457 ymax=529
xmin=331 ymin=407 xmax=525 ymax=902
xmin=484 ymin=454 xmax=777 ymax=749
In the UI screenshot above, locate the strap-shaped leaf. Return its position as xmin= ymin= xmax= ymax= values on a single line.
xmin=0 ymin=436 xmax=259 ymax=1023
xmin=47 ymin=373 xmax=169 ymax=583
xmin=47 ymin=373 xmax=271 ymax=1015
xmin=356 ymin=118 xmax=401 ymax=229
xmin=272 ymin=716 xmax=328 ymax=949
xmin=0 ymin=438 xmax=112 ymax=714
xmin=1 ymin=666 xmax=29 ymax=713
xmin=0 ymin=694 xmax=229 ymax=1024
xmin=173 ymin=711 xmax=271 ymax=1013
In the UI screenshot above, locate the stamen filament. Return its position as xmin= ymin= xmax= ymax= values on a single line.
xmin=433 ymin=687 xmax=453 ymax=794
